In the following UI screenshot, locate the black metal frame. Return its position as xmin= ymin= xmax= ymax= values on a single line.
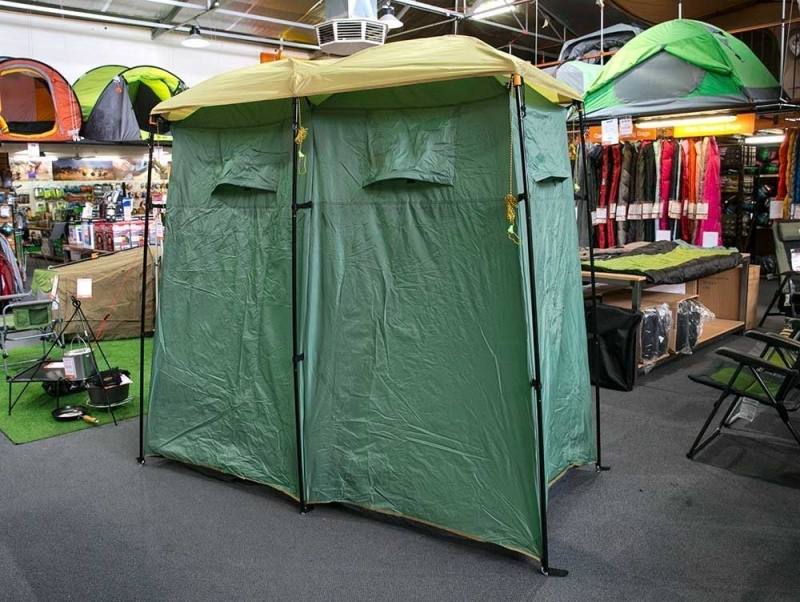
xmin=137 ymin=127 xmax=156 ymax=464
xmin=290 ymin=97 xmax=310 ymax=513
xmin=575 ymin=102 xmax=608 ymax=473
xmin=759 ymin=273 xmax=796 ymax=327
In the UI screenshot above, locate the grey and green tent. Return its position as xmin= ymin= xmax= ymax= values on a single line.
xmin=145 ymin=36 xmax=594 ymax=564
xmin=545 ymin=60 xmax=602 ymax=96
xmin=584 ymin=19 xmax=781 ymax=119
xmin=73 ymin=65 xmax=185 ymax=141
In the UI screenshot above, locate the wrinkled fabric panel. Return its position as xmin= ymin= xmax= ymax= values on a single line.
xmin=146 ymin=123 xmax=299 ymax=497
xmin=364 ymin=106 xmax=457 ymax=186
xmin=302 ymin=95 xmax=543 ymax=557
xmin=517 ymin=93 xmax=595 ymax=485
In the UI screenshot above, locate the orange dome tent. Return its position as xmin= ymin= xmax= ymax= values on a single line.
xmin=0 ymin=58 xmax=81 ymax=141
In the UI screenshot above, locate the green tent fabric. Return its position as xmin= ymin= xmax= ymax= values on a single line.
xmin=584 ymin=19 xmax=781 ymax=119
xmin=146 ymin=76 xmax=594 ymax=560
xmin=73 ymin=65 xmax=185 ymax=141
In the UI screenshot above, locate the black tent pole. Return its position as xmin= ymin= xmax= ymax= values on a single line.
xmin=576 ymin=103 xmax=609 ymax=473
xmin=290 ymin=97 xmax=309 ymax=513
xmin=513 ymin=76 xmax=566 ymax=577
xmin=137 ymin=125 xmax=155 ymax=465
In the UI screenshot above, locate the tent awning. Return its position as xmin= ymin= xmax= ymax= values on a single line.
xmin=152 ymin=35 xmax=581 ymax=122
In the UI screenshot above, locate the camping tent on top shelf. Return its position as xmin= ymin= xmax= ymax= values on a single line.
xmin=545 ymin=60 xmax=602 ymax=96
xmin=73 ymin=65 xmax=185 ymax=142
xmin=583 ymin=19 xmax=782 ymax=120
xmin=146 ymin=35 xmax=594 ymax=564
xmin=0 ymin=58 xmax=81 ymax=141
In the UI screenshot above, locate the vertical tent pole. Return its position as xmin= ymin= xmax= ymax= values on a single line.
xmin=577 ymin=103 xmax=609 ymax=473
xmin=513 ymin=76 xmax=565 ymax=577
xmin=291 ymin=97 xmax=309 ymax=513
xmin=137 ymin=126 xmax=155 ymax=465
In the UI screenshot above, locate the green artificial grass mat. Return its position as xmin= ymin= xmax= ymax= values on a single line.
xmin=0 ymin=337 xmax=152 ymax=444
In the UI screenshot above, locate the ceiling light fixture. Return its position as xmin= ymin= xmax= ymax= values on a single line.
xmin=378 ymin=2 xmax=404 ymax=29
xmin=472 ymin=0 xmax=516 ymax=20
xmin=635 ymin=114 xmax=737 ymax=129
xmin=182 ymin=25 xmax=210 ymax=48
xmin=744 ymin=134 xmax=786 ymax=145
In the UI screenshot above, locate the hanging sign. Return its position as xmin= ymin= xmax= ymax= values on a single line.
xmin=673 ymin=113 xmax=755 ymax=138
xmin=619 ymin=116 xmax=633 ymax=136
xmin=769 ymin=199 xmax=785 ymax=220
xmin=601 ymin=118 xmax=619 ymax=146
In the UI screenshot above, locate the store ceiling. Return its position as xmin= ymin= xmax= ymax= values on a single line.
xmin=0 ymin=1 xmax=787 ymax=61
xmin=1 ymin=0 xmax=639 ymax=60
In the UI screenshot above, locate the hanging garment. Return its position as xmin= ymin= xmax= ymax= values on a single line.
xmin=630 ymin=141 xmax=648 ymax=243
xmin=597 ymin=145 xmax=610 ymax=248
xmin=680 ymin=139 xmax=696 ymax=242
xmin=668 ymin=142 xmax=683 ymax=239
xmin=0 ymin=236 xmax=22 ymax=294
xmin=607 ymin=144 xmax=621 ymax=248
xmin=574 ymin=141 xmax=592 ymax=248
xmin=658 ymin=139 xmax=675 ymax=232
xmin=793 ymin=132 xmax=800 ymax=213
xmin=778 ymin=131 xmax=790 ymax=201
xmin=644 ymin=141 xmax=658 ymax=242
xmin=695 ymin=137 xmax=721 ymax=247
xmin=617 ymin=142 xmax=635 ymax=245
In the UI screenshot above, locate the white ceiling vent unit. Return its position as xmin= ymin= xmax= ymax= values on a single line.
xmin=316 ymin=0 xmax=387 ymax=56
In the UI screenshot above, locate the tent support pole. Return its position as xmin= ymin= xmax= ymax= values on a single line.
xmin=513 ymin=76 xmax=566 ymax=578
xmin=576 ymin=102 xmax=609 ymax=473
xmin=291 ymin=96 xmax=310 ymax=514
xmin=137 ymin=126 xmax=155 ymax=465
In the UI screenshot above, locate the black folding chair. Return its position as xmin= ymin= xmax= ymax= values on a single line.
xmin=760 ymin=220 xmax=800 ymax=326
xmin=687 ymin=329 xmax=800 ymax=459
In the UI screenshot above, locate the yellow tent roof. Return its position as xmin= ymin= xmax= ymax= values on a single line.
xmin=152 ymin=36 xmax=581 ymax=122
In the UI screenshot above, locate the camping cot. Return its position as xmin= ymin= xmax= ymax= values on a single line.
xmin=144 ymin=36 xmax=595 ymax=569
xmin=0 ymin=57 xmax=81 ymax=141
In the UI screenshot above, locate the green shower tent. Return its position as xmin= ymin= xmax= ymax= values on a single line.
xmin=73 ymin=65 xmax=185 ymax=141
xmin=145 ymin=36 xmax=594 ymax=564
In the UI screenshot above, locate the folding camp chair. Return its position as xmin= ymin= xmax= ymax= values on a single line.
xmin=686 ymin=329 xmax=800 ymax=459
xmin=0 ymin=269 xmax=61 ymax=372
xmin=759 ymin=220 xmax=800 ymax=326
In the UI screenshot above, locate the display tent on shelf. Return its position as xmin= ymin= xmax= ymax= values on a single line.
xmin=73 ymin=65 xmax=185 ymax=142
xmin=583 ymin=19 xmax=781 ymax=119
xmin=545 ymin=60 xmax=602 ymax=96
xmin=0 ymin=57 xmax=82 ymax=141
xmin=144 ymin=35 xmax=595 ymax=570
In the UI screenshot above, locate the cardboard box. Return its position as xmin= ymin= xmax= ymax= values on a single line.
xmin=745 ymin=264 xmax=761 ymax=330
xmin=697 ymin=266 xmax=742 ymax=321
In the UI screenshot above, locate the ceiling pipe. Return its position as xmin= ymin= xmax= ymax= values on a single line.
xmin=0 ymin=0 xmax=319 ymax=50
xmin=151 ymin=0 xmax=219 ymax=40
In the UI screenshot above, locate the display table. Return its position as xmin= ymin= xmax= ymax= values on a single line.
xmin=583 ymin=253 xmax=758 ymax=375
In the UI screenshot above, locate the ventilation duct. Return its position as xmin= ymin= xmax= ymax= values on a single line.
xmin=316 ymin=0 xmax=387 ymax=56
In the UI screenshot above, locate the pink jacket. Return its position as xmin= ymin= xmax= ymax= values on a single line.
xmin=659 ymin=140 xmax=675 ymax=230
xmin=695 ymin=137 xmax=721 ymax=246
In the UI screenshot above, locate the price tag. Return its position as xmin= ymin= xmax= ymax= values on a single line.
xmin=616 ymin=204 xmax=627 ymax=220
xmin=601 ymin=118 xmax=619 ymax=146
xmin=608 ymin=203 xmax=617 ymax=217
xmin=656 ymin=229 xmax=672 ymax=241
xmin=695 ymin=202 xmax=709 ymax=220
xmin=702 ymin=231 xmax=719 ymax=248
xmin=593 ymin=206 xmax=608 ymax=225
xmin=668 ymin=200 xmax=683 ymax=219
xmin=627 ymin=204 xmax=643 ymax=220
xmin=770 ymin=199 xmax=785 ymax=220
xmin=654 ymin=201 xmax=663 ymax=217
xmin=642 ymin=202 xmax=655 ymax=219
xmin=619 ymin=116 xmax=633 ymax=136
xmin=792 ymin=204 xmax=800 ymax=219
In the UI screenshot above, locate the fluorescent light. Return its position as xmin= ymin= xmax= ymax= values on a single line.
xmin=182 ymin=25 xmax=210 ymax=48
xmin=472 ymin=0 xmax=516 ymax=20
xmin=744 ymin=134 xmax=785 ymax=145
xmin=636 ymin=114 xmax=737 ymax=129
